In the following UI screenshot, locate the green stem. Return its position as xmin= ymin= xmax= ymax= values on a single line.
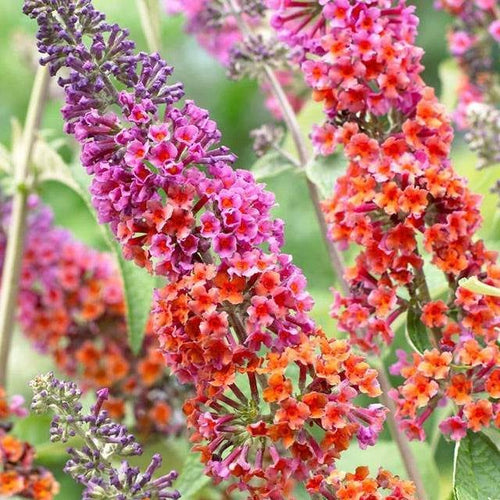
xmin=414 ymin=265 xmax=440 ymax=347
xmin=136 ymin=0 xmax=161 ymax=53
xmin=0 ymin=66 xmax=50 ymax=387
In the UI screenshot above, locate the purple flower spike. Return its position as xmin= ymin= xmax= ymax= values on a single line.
xmin=30 ymin=373 xmax=181 ymax=499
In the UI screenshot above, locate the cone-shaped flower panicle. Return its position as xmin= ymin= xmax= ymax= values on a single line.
xmin=268 ymin=0 xmax=500 ymax=441
xmin=23 ymin=0 xmax=399 ymax=496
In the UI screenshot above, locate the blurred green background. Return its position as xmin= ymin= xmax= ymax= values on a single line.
xmin=1 ymin=0 xmax=499 ymax=498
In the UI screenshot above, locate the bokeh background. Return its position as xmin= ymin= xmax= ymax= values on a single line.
xmin=1 ymin=1 xmax=499 ymax=498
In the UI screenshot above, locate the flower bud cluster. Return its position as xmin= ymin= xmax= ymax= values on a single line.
xmin=250 ymin=123 xmax=284 ymax=157
xmin=227 ymin=35 xmax=290 ymax=81
xmin=164 ymin=0 xmax=308 ymax=119
xmin=465 ymin=102 xmax=500 ymax=169
xmin=30 ymin=373 xmax=180 ymax=500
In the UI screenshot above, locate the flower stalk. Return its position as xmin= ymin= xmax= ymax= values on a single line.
xmin=378 ymin=365 xmax=428 ymax=499
xmin=30 ymin=373 xmax=181 ymax=499
xmin=0 ymin=65 xmax=49 ymax=387
xmin=136 ymin=0 xmax=161 ymax=53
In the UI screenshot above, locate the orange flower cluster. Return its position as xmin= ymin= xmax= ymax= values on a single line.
xmin=154 ymin=261 xmax=389 ymax=497
xmin=270 ymin=0 xmax=500 ymax=444
xmin=323 ymin=88 xmax=497 ymax=353
xmin=320 ymin=466 xmax=415 ymax=499
xmin=0 ymin=197 xmax=186 ymax=437
xmin=0 ymin=388 xmax=58 ymax=499
xmin=391 ymin=338 xmax=500 ymax=440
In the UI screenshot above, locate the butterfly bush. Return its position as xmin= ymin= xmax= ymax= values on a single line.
xmin=0 ymin=195 xmax=186 ymax=437
xmin=164 ymin=0 xmax=308 ymax=119
xmin=268 ymin=0 xmax=500 ymax=441
xmin=22 ymin=0 xmax=420 ymax=497
xmin=0 ymin=386 xmax=59 ymax=499
xmin=30 ymin=373 xmax=180 ymax=499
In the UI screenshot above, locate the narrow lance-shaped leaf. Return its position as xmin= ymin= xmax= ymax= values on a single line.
xmin=251 ymin=150 xmax=297 ymax=181
xmin=458 ymin=276 xmax=500 ymax=297
xmin=174 ymin=452 xmax=211 ymax=499
xmin=34 ymin=142 xmax=155 ymax=353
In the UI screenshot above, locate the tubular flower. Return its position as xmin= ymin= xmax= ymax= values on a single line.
xmin=183 ymin=329 xmax=386 ymax=498
xmin=24 ymin=0 xmax=399 ymax=496
xmin=269 ymin=0 xmax=500 ymax=440
xmin=0 ymin=387 xmax=59 ymax=500
xmin=321 ymin=466 xmax=415 ymax=499
xmin=390 ymin=340 xmax=500 ymax=440
xmin=434 ymin=0 xmax=499 ymax=130
xmin=0 ymin=196 xmax=187 ymax=437
xmin=164 ymin=0 xmax=308 ymax=120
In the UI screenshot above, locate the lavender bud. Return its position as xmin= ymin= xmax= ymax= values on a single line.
xmin=30 ymin=373 xmax=180 ymax=499
xmin=250 ymin=123 xmax=284 ymax=157
xmin=228 ymin=34 xmax=290 ymax=81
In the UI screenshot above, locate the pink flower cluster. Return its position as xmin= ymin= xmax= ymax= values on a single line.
xmin=269 ymin=0 xmax=500 ymax=441
xmin=271 ymin=0 xmax=423 ymax=127
xmin=78 ymin=95 xmax=283 ymax=279
xmin=77 ymin=79 xmax=389 ymax=500
xmin=435 ymin=0 xmax=499 ymax=128
xmin=0 ymin=196 xmax=186 ymax=437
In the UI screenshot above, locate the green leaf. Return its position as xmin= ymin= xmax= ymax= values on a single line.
xmin=338 ymin=440 xmax=440 ymax=500
xmin=113 ymin=245 xmax=156 ymax=353
xmin=406 ymin=307 xmax=433 ymax=354
xmin=12 ymin=414 xmax=53 ymax=447
xmin=67 ymin=164 xmax=156 ymax=354
xmin=251 ymin=150 xmax=297 ymax=181
xmin=458 ymin=276 xmax=500 ymax=298
xmin=439 ymin=58 xmax=461 ymax=112
xmin=34 ymin=141 xmax=155 ymax=354
xmin=453 ymin=431 xmax=500 ymax=500
xmin=450 ymin=146 xmax=500 ymax=243
xmin=305 ymin=153 xmax=347 ymax=198
xmin=174 ymin=452 xmax=211 ymax=499
xmin=33 ymin=138 xmax=82 ymax=194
